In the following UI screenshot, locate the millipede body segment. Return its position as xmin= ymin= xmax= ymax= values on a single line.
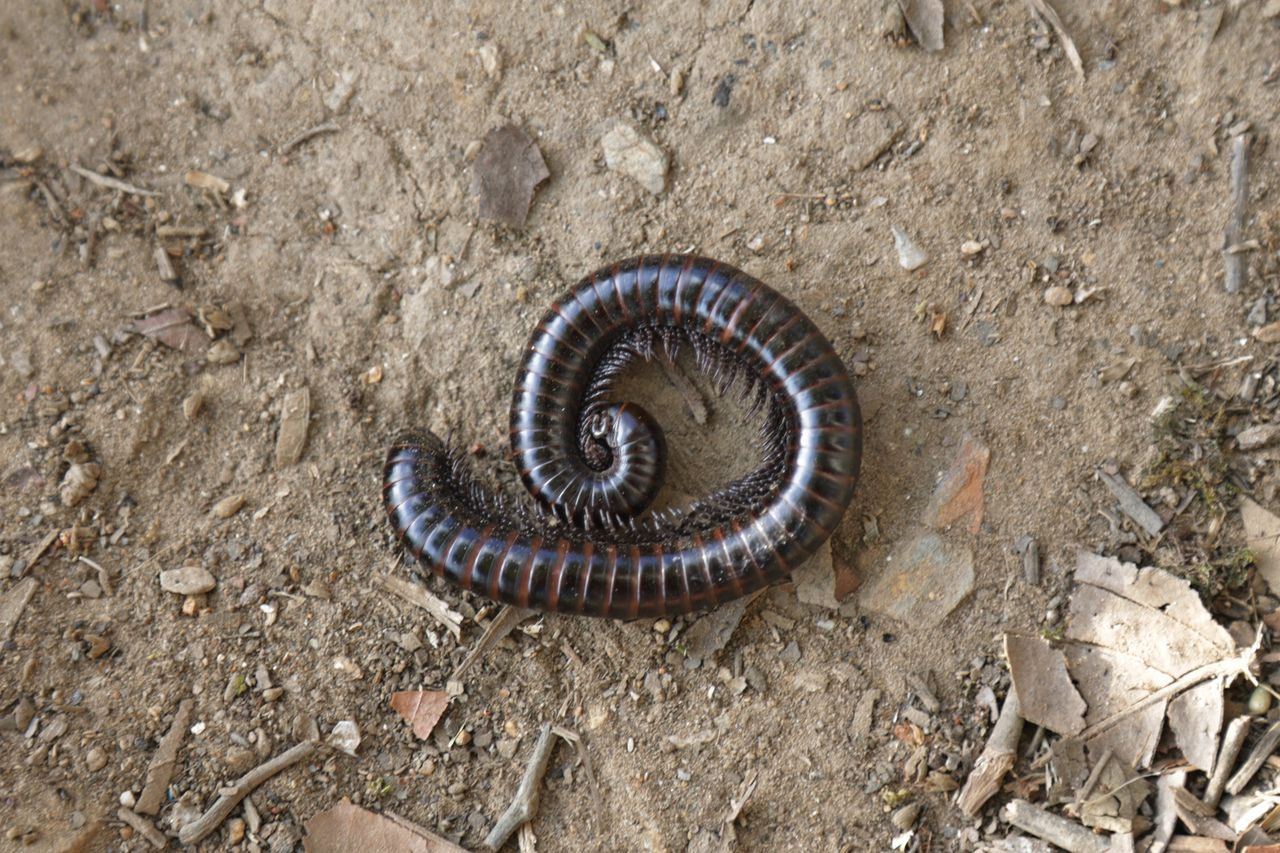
xmin=383 ymin=254 xmax=862 ymax=618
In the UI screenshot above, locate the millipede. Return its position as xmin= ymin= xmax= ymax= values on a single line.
xmin=383 ymin=254 xmax=862 ymax=618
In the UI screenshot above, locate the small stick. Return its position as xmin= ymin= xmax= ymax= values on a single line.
xmin=1204 ymin=715 xmax=1251 ymax=806
xmin=155 ymin=225 xmax=207 ymax=239
xmin=71 ymin=164 xmax=159 ymax=197
xmin=958 ymin=688 xmax=1023 ymax=816
xmin=35 ymin=180 xmax=67 ymax=222
xmin=1096 ymin=469 xmax=1164 ymax=536
xmin=483 ymin=723 xmax=558 ymax=852
xmin=136 ymin=698 xmax=194 ymax=814
xmin=1224 ymin=133 xmax=1250 ymax=294
xmin=177 ymin=740 xmax=317 ymax=844
xmin=1076 ymin=747 xmax=1114 ymax=805
xmin=117 ymin=807 xmax=166 ymax=849
xmin=280 ymin=122 xmax=341 ymax=154
xmin=451 ymin=605 xmax=534 ymax=684
xmin=1225 ymin=719 xmax=1280 ymax=796
xmin=378 ymin=575 xmax=463 ymax=641
xmin=1000 ymin=799 xmax=1108 ymax=853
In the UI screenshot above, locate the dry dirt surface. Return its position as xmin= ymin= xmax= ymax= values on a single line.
xmin=1 ymin=1 xmax=1278 ymax=851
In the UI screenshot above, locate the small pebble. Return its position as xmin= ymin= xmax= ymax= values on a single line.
xmin=1248 ymin=685 xmax=1273 ymax=715
xmin=160 ymin=565 xmax=216 ymax=595
xmin=892 ymin=226 xmax=928 ymax=271
xmin=652 ymin=619 xmax=671 ymax=634
xmin=455 ymin=729 xmax=472 ymax=746
xmin=227 ymin=818 xmax=246 ymax=845
xmin=206 ymin=339 xmax=240 ymax=365
xmin=212 ymin=495 xmax=245 ymax=519
xmin=85 ymin=746 xmax=108 ymax=772
xmin=1043 ymin=286 xmax=1073 ymax=307
xmin=891 ymin=801 xmax=921 ymax=830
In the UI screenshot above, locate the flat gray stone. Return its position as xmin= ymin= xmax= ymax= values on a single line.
xmin=159 ymin=565 xmax=216 ymax=596
xmin=858 ymin=530 xmax=973 ymax=626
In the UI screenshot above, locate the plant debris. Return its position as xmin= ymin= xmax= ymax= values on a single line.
xmin=470 ymin=125 xmax=550 ymax=228
xmin=390 ymin=690 xmax=449 ymax=740
xmin=133 ymin=307 xmax=208 ymax=352
xmin=303 ymin=798 xmax=466 ymax=852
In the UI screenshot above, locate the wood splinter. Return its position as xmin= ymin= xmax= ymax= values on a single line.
xmin=958 ymin=689 xmax=1023 ymax=817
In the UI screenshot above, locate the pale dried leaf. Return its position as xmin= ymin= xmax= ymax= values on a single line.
xmin=1241 ymin=497 xmax=1280 ymax=594
xmin=1065 ymin=551 xmax=1239 ymax=769
xmin=390 ymin=691 xmax=449 ymax=740
xmin=1004 ymin=633 xmax=1087 ymax=735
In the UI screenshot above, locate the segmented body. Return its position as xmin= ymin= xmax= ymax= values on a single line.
xmin=383 ymin=254 xmax=861 ymax=618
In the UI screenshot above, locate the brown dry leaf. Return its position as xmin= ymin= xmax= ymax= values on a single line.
xmin=899 ymin=0 xmax=944 ymax=52
xmin=922 ymin=433 xmax=990 ymax=533
xmin=1241 ymin=497 xmax=1280 ymax=593
xmin=1064 ymin=550 xmax=1239 ymax=770
xmin=390 ymin=690 xmax=449 ymax=740
xmin=303 ymin=798 xmax=467 ymax=852
xmin=134 ymin=307 xmax=209 ymax=352
xmin=471 ymin=125 xmax=550 ymax=228
xmin=1004 ymin=633 xmax=1087 ymax=735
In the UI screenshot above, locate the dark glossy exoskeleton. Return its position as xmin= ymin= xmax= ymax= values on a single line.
xmin=383 ymin=255 xmax=861 ymax=618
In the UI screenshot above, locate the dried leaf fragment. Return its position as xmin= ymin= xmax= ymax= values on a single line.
xmin=390 ymin=691 xmax=449 ymax=740
xmin=134 ymin=307 xmax=209 ymax=352
xmin=304 ymin=798 xmax=467 ymax=852
xmin=471 ymin=125 xmax=550 ymax=228
xmin=1004 ymin=633 xmax=1087 ymax=735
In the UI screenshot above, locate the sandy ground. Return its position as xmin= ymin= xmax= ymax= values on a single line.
xmin=1 ymin=0 xmax=1278 ymax=850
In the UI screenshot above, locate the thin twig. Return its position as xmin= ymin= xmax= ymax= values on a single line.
xmin=70 ymin=164 xmax=159 ymax=197
xmin=378 ymin=574 xmax=463 ymax=641
xmin=451 ymin=605 xmax=533 ymax=684
xmin=177 ymin=741 xmax=317 ymax=844
xmin=1224 ymin=133 xmax=1251 ymax=294
xmin=483 ymin=724 xmax=558 ymax=852
xmin=1024 ymin=0 xmax=1084 ymax=81
xmin=279 ymin=121 xmax=341 ymax=155
xmin=552 ymin=725 xmax=601 ymax=818
xmin=117 ymin=808 xmax=167 ymax=849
